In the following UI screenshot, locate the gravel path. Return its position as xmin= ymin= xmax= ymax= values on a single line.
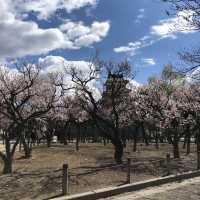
xmin=103 ymin=177 xmax=200 ymax=200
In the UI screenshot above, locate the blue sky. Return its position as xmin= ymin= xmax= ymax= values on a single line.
xmin=0 ymin=0 xmax=199 ymax=84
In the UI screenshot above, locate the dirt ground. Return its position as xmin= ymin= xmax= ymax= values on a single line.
xmin=0 ymin=142 xmax=198 ymax=200
xmin=0 ymin=144 xmax=4 ymax=152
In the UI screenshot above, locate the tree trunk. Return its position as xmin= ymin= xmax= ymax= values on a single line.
xmin=1 ymin=135 xmax=17 ymax=174
xmin=76 ymin=134 xmax=79 ymax=151
xmin=141 ymin=123 xmax=149 ymax=146
xmin=19 ymin=140 xmax=22 ymax=151
xmin=183 ymin=128 xmax=191 ymax=154
xmin=103 ymin=138 xmax=106 ymax=146
xmin=46 ymin=132 xmax=52 ymax=147
xmin=3 ymin=157 xmax=12 ymax=174
xmin=196 ymin=132 xmax=200 ymax=170
xmin=186 ymin=135 xmax=191 ymax=155
xmin=133 ymin=135 xmax=137 ymax=152
xmin=47 ymin=137 xmax=51 ymax=147
xmin=122 ymin=137 xmax=126 ymax=148
xmin=183 ymin=136 xmax=187 ymax=149
xmin=155 ymin=132 xmax=159 ymax=150
xmin=24 ymin=146 xmax=32 ymax=158
xmin=2 ymin=133 xmax=5 ymax=145
xmin=2 ymin=135 xmax=13 ymax=174
xmin=21 ymin=137 xmax=32 ymax=158
xmin=113 ymin=139 xmax=123 ymax=164
xmin=76 ymin=123 xmax=80 ymax=151
xmin=173 ymin=141 xmax=180 ymax=159
xmin=63 ymin=137 xmax=68 ymax=145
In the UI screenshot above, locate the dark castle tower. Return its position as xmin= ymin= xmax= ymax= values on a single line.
xmin=102 ymin=72 xmax=130 ymax=107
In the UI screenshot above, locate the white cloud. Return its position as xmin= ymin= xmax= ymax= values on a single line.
xmin=151 ymin=10 xmax=196 ymax=38
xmin=0 ymin=20 xmax=68 ymax=58
xmin=113 ymin=45 xmax=137 ymax=55
xmin=114 ymin=10 xmax=197 ymax=56
xmin=8 ymin=0 xmax=98 ymax=20
xmin=114 ymin=36 xmax=158 ymax=56
xmin=151 ymin=19 xmax=177 ymax=39
xmin=0 ymin=0 xmax=66 ymax=58
xmin=60 ymin=20 xmax=110 ymax=47
xmin=142 ymin=58 xmax=156 ymax=65
xmin=60 ymin=21 xmax=90 ymax=40
xmin=91 ymin=21 xmax=110 ymax=38
xmin=0 ymin=1 xmax=110 ymax=59
xmin=39 ymin=56 xmax=97 ymax=87
xmin=134 ymin=8 xmax=145 ymax=24
xmin=39 ymin=55 xmax=95 ymax=76
xmin=39 ymin=55 xmax=101 ymax=99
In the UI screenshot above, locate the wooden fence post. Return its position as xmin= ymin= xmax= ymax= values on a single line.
xmin=166 ymin=153 xmax=171 ymax=176
xmin=127 ymin=157 xmax=131 ymax=184
xmin=62 ymin=164 xmax=69 ymax=195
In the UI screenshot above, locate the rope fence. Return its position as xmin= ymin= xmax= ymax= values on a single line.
xmin=13 ymin=153 xmax=195 ymax=198
xmin=60 ymin=154 xmax=173 ymax=196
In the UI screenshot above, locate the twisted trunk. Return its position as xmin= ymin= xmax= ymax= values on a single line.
xmin=3 ymin=157 xmax=12 ymax=174
xmin=0 ymin=134 xmax=19 ymax=174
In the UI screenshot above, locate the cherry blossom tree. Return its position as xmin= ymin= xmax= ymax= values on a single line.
xmin=133 ymin=66 xmax=187 ymax=158
xmin=59 ymin=59 xmax=134 ymax=163
xmin=0 ymin=64 xmax=59 ymax=174
xmin=178 ymin=83 xmax=200 ymax=168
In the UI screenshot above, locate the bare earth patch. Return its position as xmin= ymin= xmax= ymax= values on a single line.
xmin=0 ymin=142 xmax=198 ymax=200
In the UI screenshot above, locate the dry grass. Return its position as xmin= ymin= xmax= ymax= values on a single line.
xmin=0 ymin=142 xmax=198 ymax=200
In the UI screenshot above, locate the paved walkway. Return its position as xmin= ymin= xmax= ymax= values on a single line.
xmin=103 ymin=177 xmax=200 ymax=200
